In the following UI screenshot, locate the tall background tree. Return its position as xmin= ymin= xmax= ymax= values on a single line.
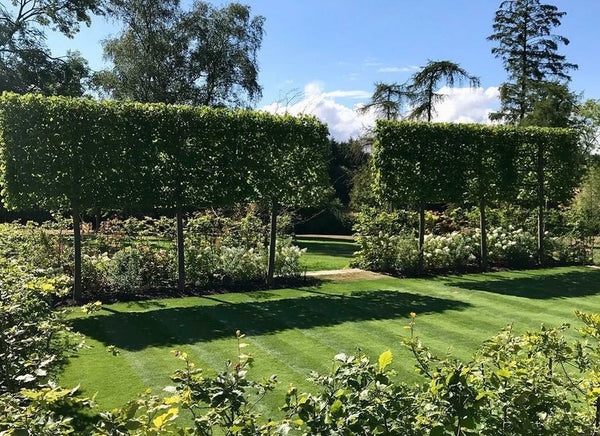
xmin=94 ymin=0 xmax=264 ymax=108
xmin=0 ymin=0 xmax=103 ymax=95
xmin=488 ymin=0 xmax=578 ymax=124
xmin=405 ymin=60 xmax=479 ymax=270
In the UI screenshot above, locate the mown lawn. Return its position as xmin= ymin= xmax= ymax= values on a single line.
xmin=60 ymin=266 xmax=600 ymax=419
xmin=295 ymin=237 xmax=358 ymax=271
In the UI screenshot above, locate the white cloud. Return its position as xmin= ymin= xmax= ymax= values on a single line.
xmin=430 ymin=86 xmax=500 ymax=123
xmin=261 ymin=81 xmax=376 ymax=141
xmin=260 ymin=82 xmax=501 ymax=142
xmin=377 ymin=65 xmax=419 ymax=73
xmin=322 ymin=89 xmax=371 ymax=99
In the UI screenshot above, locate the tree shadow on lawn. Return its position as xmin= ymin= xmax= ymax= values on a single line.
xmin=295 ymin=240 xmax=357 ymax=258
xmin=72 ymin=290 xmax=470 ymax=351
xmin=446 ymin=268 xmax=600 ymax=299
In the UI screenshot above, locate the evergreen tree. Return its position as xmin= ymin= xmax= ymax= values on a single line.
xmin=358 ymin=82 xmax=410 ymax=121
xmin=488 ymin=0 xmax=577 ymax=124
xmin=405 ymin=60 xmax=479 ymax=270
xmin=407 ymin=60 xmax=479 ymax=122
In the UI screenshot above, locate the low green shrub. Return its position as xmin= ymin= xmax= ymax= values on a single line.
xmin=106 ymin=246 xmax=174 ymax=293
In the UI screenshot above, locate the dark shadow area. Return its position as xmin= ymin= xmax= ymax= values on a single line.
xmin=58 ymin=276 xmax=323 ymax=306
xmin=447 ymin=268 xmax=600 ymax=299
xmin=295 ymin=239 xmax=358 ymax=258
xmin=72 ymin=290 xmax=470 ymax=351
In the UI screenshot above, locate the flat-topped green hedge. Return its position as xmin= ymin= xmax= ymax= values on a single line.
xmin=0 ymin=93 xmax=330 ymax=212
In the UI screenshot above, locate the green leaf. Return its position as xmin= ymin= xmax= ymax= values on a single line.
xmin=378 ymin=349 xmax=393 ymax=371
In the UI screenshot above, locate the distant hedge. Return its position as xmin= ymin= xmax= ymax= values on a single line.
xmin=372 ymin=121 xmax=580 ymax=267
xmin=0 ymin=93 xmax=330 ymax=297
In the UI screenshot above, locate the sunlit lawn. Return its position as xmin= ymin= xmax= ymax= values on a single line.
xmin=61 ymin=266 xmax=600 ymax=420
xmin=295 ymin=237 xmax=358 ymax=271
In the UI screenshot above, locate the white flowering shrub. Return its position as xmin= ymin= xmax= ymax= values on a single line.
xmin=391 ymin=235 xmax=420 ymax=275
xmin=218 ymin=245 xmax=265 ymax=283
xmin=485 ymin=226 xmax=537 ymax=267
xmin=355 ymin=224 xmax=587 ymax=275
xmin=273 ymin=237 xmax=307 ymax=278
xmin=81 ymin=252 xmax=111 ymax=293
xmin=185 ymin=243 xmax=219 ymax=286
xmin=423 ymin=232 xmax=476 ymax=270
xmin=184 ymin=237 xmax=306 ymax=286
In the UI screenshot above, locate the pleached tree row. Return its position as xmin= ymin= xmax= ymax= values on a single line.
xmin=372 ymin=121 xmax=580 ymax=270
xmin=0 ymin=93 xmax=330 ymax=299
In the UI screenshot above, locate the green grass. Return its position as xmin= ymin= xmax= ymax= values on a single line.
xmin=61 ymin=266 xmax=600 ymax=419
xmin=295 ymin=237 xmax=358 ymax=271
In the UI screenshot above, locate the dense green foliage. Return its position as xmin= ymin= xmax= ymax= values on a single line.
xmin=572 ymin=164 xmax=600 ymax=237
xmin=0 ymin=92 xmax=329 ymax=297
xmin=373 ymin=121 xmax=579 ymax=209
xmin=371 ymin=120 xmax=580 ymax=269
xmin=0 ymin=258 xmax=91 ymax=434
xmin=0 ymin=93 xmax=329 ymax=213
xmin=0 ymin=0 xmax=104 ymax=96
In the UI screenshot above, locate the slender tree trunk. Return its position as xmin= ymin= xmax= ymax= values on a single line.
xmin=176 ymin=210 xmax=185 ymax=291
xmin=537 ymin=141 xmax=545 ymax=265
xmin=92 ymin=208 xmax=101 ymax=233
xmin=72 ymin=206 xmax=82 ymax=301
xmin=418 ymin=202 xmax=425 ymax=273
xmin=480 ymin=197 xmax=488 ymax=271
xmin=267 ymin=200 xmax=278 ymax=285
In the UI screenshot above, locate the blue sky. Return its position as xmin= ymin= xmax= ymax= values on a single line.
xmin=45 ymin=0 xmax=600 ymax=139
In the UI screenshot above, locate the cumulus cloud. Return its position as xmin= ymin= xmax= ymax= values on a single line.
xmin=261 ymin=82 xmax=376 ymax=141
xmin=430 ymin=86 xmax=500 ymax=123
xmin=260 ymin=82 xmax=500 ymax=141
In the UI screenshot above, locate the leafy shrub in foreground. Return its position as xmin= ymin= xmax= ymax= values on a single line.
xmin=0 ymin=261 xmax=90 ymax=435
xmin=5 ymin=283 xmax=600 ymax=435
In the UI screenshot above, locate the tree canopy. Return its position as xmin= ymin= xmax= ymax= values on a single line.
xmin=94 ymin=0 xmax=264 ymax=108
xmin=0 ymin=0 xmax=104 ymax=95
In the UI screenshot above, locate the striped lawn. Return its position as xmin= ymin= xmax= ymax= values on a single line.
xmin=60 ymin=266 xmax=600 ymax=419
xmin=295 ymin=237 xmax=359 ymax=271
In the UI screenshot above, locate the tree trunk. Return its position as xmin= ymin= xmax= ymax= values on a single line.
xmin=92 ymin=209 xmax=101 ymax=233
xmin=72 ymin=206 xmax=82 ymax=301
xmin=537 ymin=142 xmax=545 ymax=265
xmin=480 ymin=197 xmax=488 ymax=271
xmin=267 ymin=200 xmax=278 ymax=285
xmin=418 ymin=202 xmax=425 ymax=273
xmin=176 ymin=210 xmax=185 ymax=291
